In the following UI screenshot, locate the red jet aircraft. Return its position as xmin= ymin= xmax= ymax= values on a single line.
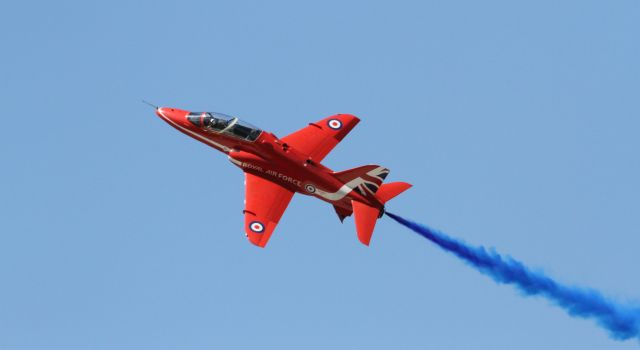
xmin=153 ymin=106 xmax=411 ymax=247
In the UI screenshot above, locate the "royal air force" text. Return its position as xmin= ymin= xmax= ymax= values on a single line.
xmin=239 ymin=162 xmax=302 ymax=187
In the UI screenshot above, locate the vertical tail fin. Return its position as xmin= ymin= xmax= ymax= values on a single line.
xmin=333 ymin=165 xmax=389 ymax=196
xmin=352 ymin=182 xmax=412 ymax=246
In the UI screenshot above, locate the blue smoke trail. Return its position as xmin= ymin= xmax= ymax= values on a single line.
xmin=386 ymin=212 xmax=640 ymax=341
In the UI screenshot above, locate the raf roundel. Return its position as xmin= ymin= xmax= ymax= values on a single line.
xmin=327 ymin=119 xmax=342 ymax=130
xmin=305 ymin=184 xmax=317 ymax=194
xmin=249 ymin=221 xmax=265 ymax=233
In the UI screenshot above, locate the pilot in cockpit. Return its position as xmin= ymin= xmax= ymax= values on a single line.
xmin=187 ymin=111 xmax=262 ymax=142
xmin=187 ymin=112 xmax=230 ymax=131
xmin=202 ymin=113 xmax=229 ymax=130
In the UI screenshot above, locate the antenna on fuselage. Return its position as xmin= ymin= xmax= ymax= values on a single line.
xmin=142 ymin=100 xmax=158 ymax=110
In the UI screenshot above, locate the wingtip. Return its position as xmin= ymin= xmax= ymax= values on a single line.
xmin=246 ymin=232 xmax=268 ymax=248
xmin=359 ymin=239 xmax=371 ymax=247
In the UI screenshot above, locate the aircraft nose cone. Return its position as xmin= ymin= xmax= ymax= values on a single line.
xmin=156 ymin=107 xmax=190 ymax=128
xmin=156 ymin=107 xmax=176 ymax=120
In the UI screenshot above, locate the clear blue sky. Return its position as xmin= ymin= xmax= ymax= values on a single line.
xmin=1 ymin=1 xmax=639 ymax=349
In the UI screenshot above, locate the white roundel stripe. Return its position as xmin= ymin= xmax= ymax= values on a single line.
xmin=327 ymin=119 xmax=342 ymax=130
xmin=249 ymin=221 xmax=265 ymax=233
xmin=305 ymin=184 xmax=316 ymax=193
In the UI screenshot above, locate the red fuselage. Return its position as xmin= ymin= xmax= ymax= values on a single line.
xmin=155 ymin=107 xmax=383 ymax=214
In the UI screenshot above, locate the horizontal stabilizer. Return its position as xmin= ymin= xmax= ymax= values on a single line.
xmin=352 ymin=200 xmax=381 ymax=246
xmin=375 ymin=182 xmax=412 ymax=203
xmin=351 ymin=182 xmax=411 ymax=246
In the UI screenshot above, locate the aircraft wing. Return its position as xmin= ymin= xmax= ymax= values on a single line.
xmin=243 ymin=173 xmax=295 ymax=247
xmin=281 ymin=114 xmax=360 ymax=162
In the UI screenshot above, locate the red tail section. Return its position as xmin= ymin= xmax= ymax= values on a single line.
xmin=352 ymin=200 xmax=380 ymax=246
xmin=334 ymin=165 xmax=389 ymax=195
xmin=352 ymin=182 xmax=412 ymax=246
xmin=376 ymin=182 xmax=412 ymax=203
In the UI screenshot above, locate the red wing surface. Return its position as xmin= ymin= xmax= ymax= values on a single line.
xmin=281 ymin=114 xmax=360 ymax=162
xmin=243 ymin=173 xmax=294 ymax=247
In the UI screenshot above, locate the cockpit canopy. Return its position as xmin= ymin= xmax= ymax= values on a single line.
xmin=187 ymin=112 xmax=262 ymax=142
